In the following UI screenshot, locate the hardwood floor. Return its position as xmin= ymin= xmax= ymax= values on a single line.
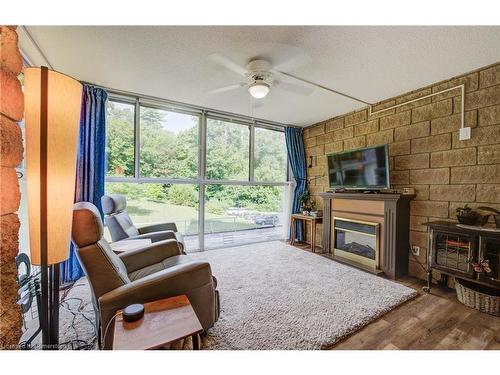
xmin=333 ymin=276 xmax=500 ymax=350
xmin=291 ymin=243 xmax=500 ymax=350
xmin=180 ymin=275 xmax=499 ymax=350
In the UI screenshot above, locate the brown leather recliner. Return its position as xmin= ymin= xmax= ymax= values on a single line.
xmin=71 ymin=202 xmax=219 ymax=349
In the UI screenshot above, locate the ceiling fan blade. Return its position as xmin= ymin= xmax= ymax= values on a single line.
xmin=274 ymin=79 xmax=315 ymax=96
xmin=208 ymin=53 xmax=247 ymax=77
xmin=207 ymin=82 xmax=246 ymax=94
xmin=273 ymin=54 xmax=309 ymax=72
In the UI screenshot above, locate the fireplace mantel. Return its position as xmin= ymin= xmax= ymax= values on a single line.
xmin=318 ymin=191 xmax=414 ymax=279
xmin=318 ymin=192 xmax=411 ymax=201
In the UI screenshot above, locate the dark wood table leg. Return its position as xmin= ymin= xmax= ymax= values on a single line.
xmin=192 ymin=333 xmax=200 ymax=350
xmin=291 ymin=217 xmax=295 ymax=245
xmin=303 ymin=220 xmax=306 ymax=244
xmin=311 ymin=221 xmax=316 ymax=253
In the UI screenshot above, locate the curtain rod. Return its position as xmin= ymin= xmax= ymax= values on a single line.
xmin=81 ymin=81 xmax=301 ymax=129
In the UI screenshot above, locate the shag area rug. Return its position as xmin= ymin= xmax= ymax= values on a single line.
xmin=50 ymin=241 xmax=416 ymax=350
xmin=191 ymin=242 xmax=417 ymax=350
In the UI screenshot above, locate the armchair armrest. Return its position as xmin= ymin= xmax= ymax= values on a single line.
xmin=119 ymin=239 xmax=181 ymax=273
xmin=99 ymin=261 xmax=213 ymax=349
xmin=138 ymin=222 xmax=178 ymax=234
xmin=126 ymin=230 xmax=178 ymax=243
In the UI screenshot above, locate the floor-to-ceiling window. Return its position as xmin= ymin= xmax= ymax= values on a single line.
xmin=203 ymin=117 xmax=288 ymax=249
xmin=105 ymin=95 xmax=290 ymax=252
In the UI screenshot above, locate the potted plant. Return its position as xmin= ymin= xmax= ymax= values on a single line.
xmin=456 ymin=204 xmax=478 ymax=225
xmin=298 ymin=189 xmax=311 ymax=215
xmin=478 ymin=206 xmax=500 ymax=228
xmin=309 ymin=201 xmax=322 ymax=217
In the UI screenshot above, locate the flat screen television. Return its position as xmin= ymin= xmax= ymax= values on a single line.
xmin=327 ymin=144 xmax=390 ymax=190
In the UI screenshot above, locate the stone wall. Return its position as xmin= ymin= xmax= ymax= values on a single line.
xmin=303 ymin=61 xmax=500 ymax=280
xmin=0 ymin=26 xmax=24 ymax=349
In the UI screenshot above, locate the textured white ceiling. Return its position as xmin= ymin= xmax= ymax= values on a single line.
xmin=19 ymin=26 xmax=500 ymax=126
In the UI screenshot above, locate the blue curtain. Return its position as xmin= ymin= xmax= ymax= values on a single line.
xmin=285 ymin=127 xmax=307 ymax=242
xmin=61 ymin=84 xmax=108 ymax=284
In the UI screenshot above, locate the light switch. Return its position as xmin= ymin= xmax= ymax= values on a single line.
xmin=459 ymin=127 xmax=471 ymax=141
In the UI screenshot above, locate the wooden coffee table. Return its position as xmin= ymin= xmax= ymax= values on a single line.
xmin=112 ymin=295 xmax=203 ymax=350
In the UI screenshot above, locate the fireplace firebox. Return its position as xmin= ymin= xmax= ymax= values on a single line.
xmin=333 ymin=217 xmax=380 ymax=272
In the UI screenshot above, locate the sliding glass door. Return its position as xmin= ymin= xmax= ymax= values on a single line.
xmin=105 ymin=97 xmax=289 ymax=252
xmin=202 ymin=118 xmax=289 ymax=249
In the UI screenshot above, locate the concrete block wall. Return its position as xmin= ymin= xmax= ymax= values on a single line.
xmin=0 ymin=25 xmax=24 ymax=349
xmin=303 ymin=61 xmax=500 ymax=280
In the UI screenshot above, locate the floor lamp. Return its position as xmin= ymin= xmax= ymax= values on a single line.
xmin=24 ymin=66 xmax=82 ymax=349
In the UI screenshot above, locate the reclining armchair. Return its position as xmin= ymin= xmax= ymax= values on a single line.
xmin=72 ymin=202 xmax=219 ymax=349
xmin=101 ymin=194 xmax=185 ymax=253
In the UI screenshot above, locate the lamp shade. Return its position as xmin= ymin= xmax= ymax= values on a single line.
xmin=24 ymin=67 xmax=82 ymax=265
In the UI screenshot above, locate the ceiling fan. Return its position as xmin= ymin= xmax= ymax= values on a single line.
xmin=207 ymin=53 xmax=315 ymax=99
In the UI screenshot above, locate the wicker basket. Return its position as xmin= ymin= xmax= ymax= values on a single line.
xmin=455 ymin=278 xmax=500 ymax=316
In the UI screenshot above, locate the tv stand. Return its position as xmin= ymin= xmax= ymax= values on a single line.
xmin=318 ymin=191 xmax=415 ymax=279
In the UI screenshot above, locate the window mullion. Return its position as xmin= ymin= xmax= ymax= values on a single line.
xmin=198 ymin=110 xmax=207 ymax=251
xmin=249 ymin=122 xmax=255 ymax=182
xmin=134 ymin=98 xmax=140 ymax=180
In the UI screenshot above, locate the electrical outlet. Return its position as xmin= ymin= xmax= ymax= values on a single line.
xmin=411 ymin=245 xmax=420 ymax=257
xmin=459 ymin=127 xmax=471 ymax=140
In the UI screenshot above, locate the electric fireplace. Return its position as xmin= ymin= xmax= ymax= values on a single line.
xmin=332 ymin=217 xmax=380 ymax=272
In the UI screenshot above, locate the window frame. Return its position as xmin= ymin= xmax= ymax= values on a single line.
xmin=138 ymin=102 xmax=202 ymax=181
xmin=205 ymin=115 xmax=252 ymax=182
xmin=252 ymin=124 xmax=289 ymax=183
xmin=104 ymin=97 xmax=137 ymax=178
xmin=105 ymin=94 xmax=291 ymax=251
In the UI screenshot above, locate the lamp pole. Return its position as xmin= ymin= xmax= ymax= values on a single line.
xmin=39 ymin=66 xmax=61 ymax=349
xmin=48 ymin=264 xmax=60 ymax=346
xmin=39 ymin=65 xmax=51 ymax=348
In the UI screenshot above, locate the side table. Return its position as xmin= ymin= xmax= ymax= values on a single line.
xmin=290 ymin=213 xmax=322 ymax=253
xmin=112 ymin=294 xmax=203 ymax=350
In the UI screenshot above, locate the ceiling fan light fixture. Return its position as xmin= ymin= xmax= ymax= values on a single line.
xmin=248 ymin=82 xmax=270 ymax=99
